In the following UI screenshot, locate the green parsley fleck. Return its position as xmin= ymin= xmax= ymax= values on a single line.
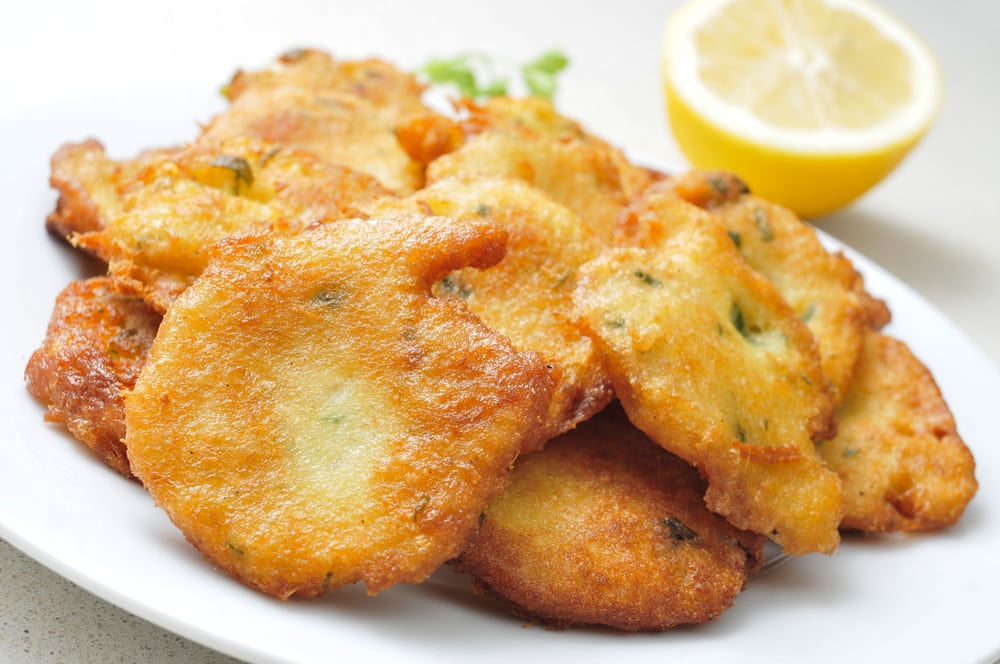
xmin=439 ymin=274 xmax=474 ymax=298
xmin=662 ymin=517 xmax=698 ymax=542
xmin=753 ymin=207 xmax=774 ymax=241
xmin=633 ymin=269 xmax=663 ymax=287
xmin=731 ymin=302 xmax=748 ymax=338
xmin=313 ymin=287 xmax=347 ymax=308
xmin=211 ymin=155 xmax=254 ymax=195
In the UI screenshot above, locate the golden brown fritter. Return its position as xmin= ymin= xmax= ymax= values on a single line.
xmin=455 ymin=96 xmax=661 ymax=201
xmin=203 ymin=49 xmax=430 ymax=193
xmin=822 ymin=331 xmax=977 ymax=532
xmin=72 ymin=136 xmax=391 ymax=312
xmin=662 ymin=170 xmax=890 ymax=403
xmin=24 ymin=277 xmax=161 ymax=478
xmin=451 ymin=403 xmax=765 ymax=631
xmin=575 ymin=190 xmax=843 ymax=554
xmin=367 ymin=176 xmax=612 ymax=442
xmin=411 ymin=96 xmax=658 ymax=243
xmin=46 ymin=140 xmax=179 ymax=240
xmin=224 ymin=49 xmax=429 ymax=115
xmin=125 ymin=215 xmax=554 ymax=598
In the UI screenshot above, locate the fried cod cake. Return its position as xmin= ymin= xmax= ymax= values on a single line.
xmin=46 ymin=139 xmax=180 ymax=239
xmin=25 ymin=277 xmax=161 ymax=478
xmin=451 ymin=403 xmax=765 ymax=631
xmin=662 ymin=170 xmax=890 ymax=403
xmin=202 ymin=49 xmax=430 ymax=193
xmin=575 ymin=191 xmax=843 ymax=554
xmin=822 ymin=331 xmax=977 ymax=532
xmin=410 ymin=96 xmax=658 ymax=243
xmin=456 ymin=96 xmax=661 ymax=201
xmin=367 ymin=176 xmax=612 ymax=441
xmin=73 ymin=136 xmax=391 ymax=312
xmin=125 ymin=215 xmax=554 ymax=598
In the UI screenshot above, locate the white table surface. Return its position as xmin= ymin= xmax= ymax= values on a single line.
xmin=1 ymin=1 xmax=997 ymax=662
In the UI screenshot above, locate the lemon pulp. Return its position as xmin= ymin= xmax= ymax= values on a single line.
xmin=662 ymin=0 xmax=942 ymax=218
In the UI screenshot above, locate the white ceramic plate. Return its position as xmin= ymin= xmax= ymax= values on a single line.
xmin=2 ymin=92 xmax=999 ymax=664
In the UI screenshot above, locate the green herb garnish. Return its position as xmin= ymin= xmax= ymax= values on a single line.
xmin=522 ymin=50 xmax=569 ymax=99
xmin=422 ymin=56 xmax=483 ymax=98
xmin=421 ymin=49 xmax=569 ymax=101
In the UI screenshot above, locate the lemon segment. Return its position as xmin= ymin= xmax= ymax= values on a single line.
xmin=662 ymin=0 xmax=942 ymax=218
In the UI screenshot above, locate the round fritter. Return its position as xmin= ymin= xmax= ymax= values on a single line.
xmin=824 ymin=331 xmax=978 ymax=532
xmin=224 ymin=48 xmax=429 ymax=117
xmin=46 ymin=140 xmax=181 ymax=240
xmin=73 ymin=135 xmax=391 ymax=312
xmin=25 ymin=277 xmax=161 ymax=479
xmin=206 ymin=49 xmax=430 ymax=193
xmin=419 ymin=96 xmax=658 ymax=243
xmin=125 ymin=215 xmax=554 ymax=598
xmin=451 ymin=403 xmax=765 ymax=631
xmin=575 ymin=191 xmax=843 ymax=555
xmin=660 ymin=171 xmax=891 ymax=403
xmin=368 ymin=176 xmax=613 ymax=442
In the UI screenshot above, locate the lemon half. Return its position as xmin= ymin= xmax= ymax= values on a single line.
xmin=662 ymin=0 xmax=942 ymax=218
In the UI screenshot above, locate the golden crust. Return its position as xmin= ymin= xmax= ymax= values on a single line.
xmin=225 ymin=49 xmax=429 ymax=116
xmin=23 ymin=48 xmax=979 ymax=627
xmin=456 ymin=96 xmax=660 ymax=201
xmin=125 ymin=215 xmax=554 ymax=598
xmin=418 ymin=97 xmax=657 ymax=243
xmin=367 ymin=176 xmax=613 ymax=442
xmin=664 ymin=171 xmax=889 ymax=404
xmin=24 ymin=277 xmax=161 ymax=478
xmin=823 ymin=332 xmax=978 ymax=531
xmin=452 ymin=403 xmax=765 ymax=631
xmin=205 ymin=49 xmax=429 ymax=193
xmin=72 ymin=136 xmax=391 ymax=312
xmin=46 ymin=140 xmax=180 ymax=240
xmin=576 ymin=190 xmax=843 ymax=554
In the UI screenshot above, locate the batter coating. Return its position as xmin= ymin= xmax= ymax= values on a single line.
xmin=452 ymin=403 xmax=765 ymax=630
xmin=660 ymin=170 xmax=890 ymax=403
xmin=824 ymin=331 xmax=977 ymax=531
xmin=125 ymin=215 xmax=554 ymax=597
xmin=408 ymin=96 xmax=659 ymax=243
xmin=73 ymin=136 xmax=390 ymax=312
xmin=368 ymin=176 xmax=612 ymax=442
xmin=25 ymin=277 xmax=161 ymax=478
xmin=575 ymin=190 xmax=843 ymax=554
xmin=204 ymin=49 xmax=429 ymax=193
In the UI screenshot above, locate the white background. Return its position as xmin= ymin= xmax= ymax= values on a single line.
xmin=1 ymin=1 xmax=997 ymax=662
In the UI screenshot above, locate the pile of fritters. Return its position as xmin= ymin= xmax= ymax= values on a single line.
xmin=25 ymin=49 xmax=977 ymax=630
